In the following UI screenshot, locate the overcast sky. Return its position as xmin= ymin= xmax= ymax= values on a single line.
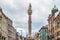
xmin=0 ymin=0 xmax=60 ymax=37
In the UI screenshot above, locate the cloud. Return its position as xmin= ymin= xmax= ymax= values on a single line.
xmin=0 ymin=0 xmax=60 ymax=37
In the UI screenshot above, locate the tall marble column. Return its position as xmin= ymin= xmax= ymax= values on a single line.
xmin=28 ymin=3 xmax=32 ymax=36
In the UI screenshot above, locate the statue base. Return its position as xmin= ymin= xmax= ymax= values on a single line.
xmin=27 ymin=38 xmax=34 ymax=40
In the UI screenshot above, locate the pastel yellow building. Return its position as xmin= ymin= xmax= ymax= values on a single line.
xmin=54 ymin=11 xmax=60 ymax=40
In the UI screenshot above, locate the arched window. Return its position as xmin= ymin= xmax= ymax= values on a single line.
xmin=57 ymin=22 xmax=60 ymax=28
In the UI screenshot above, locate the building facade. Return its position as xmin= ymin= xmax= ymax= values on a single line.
xmin=16 ymin=32 xmax=24 ymax=40
xmin=16 ymin=33 xmax=21 ymax=40
xmin=0 ymin=7 xmax=8 ymax=40
xmin=7 ymin=18 xmax=16 ymax=40
xmin=54 ymin=11 xmax=60 ymax=40
xmin=39 ymin=25 xmax=48 ymax=40
xmin=0 ymin=7 xmax=16 ymax=40
xmin=34 ymin=32 xmax=40 ymax=40
xmin=48 ymin=5 xmax=58 ymax=40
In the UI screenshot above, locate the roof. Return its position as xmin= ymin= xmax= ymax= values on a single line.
xmin=39 ymin=25 xmax=49 ymax=32
xmin=54 ymin=11 xmax=60 ymax=21
xmin=0 ymin=7 xmax=12 ymax=22
xmin=52 ymin=5 xmax=58 ymax=11
xmin=52 ymin=5 xmax=58 ymax=15
xmin=41 ymin=24 xmax=49 ymax=29
xmin=55 ymin=10 xmax=60 ymax=17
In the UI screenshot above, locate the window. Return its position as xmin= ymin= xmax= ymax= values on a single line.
xmin=57 ymin=38 xmax=60 ymax=40
xmin=8 ymin=30 xmax=12 ymax=36
xmin=45 ymin=29 xmax=46 ymax=32
xmin=52 ymin=27 xmax=54 ymax=33
xmin=0 ymin=35 xmax=2 ymax=40
xmin=55 ymin=22 xmax=57 ymax=30
xmin=0 ymin=16 xmax=2 ymax=24
xmin=57 ymin=32 xmax=60 ymax=36
xmin=0 ymin=16 xmax=2 ymax=20
xmin=57 ymin=22 xmax=60 ymax=28
xmin=4 ymin=37 xmax=6 ymax=40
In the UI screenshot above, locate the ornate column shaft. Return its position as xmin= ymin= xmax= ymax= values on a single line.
xmin=28 ymin=15 xmax=32 ymax=35
xmin=28 ymin=3 xmax=32 ymax=36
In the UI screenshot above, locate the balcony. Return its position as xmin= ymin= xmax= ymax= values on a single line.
xmin=48 ymin=34 xmax=54 ymax=39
